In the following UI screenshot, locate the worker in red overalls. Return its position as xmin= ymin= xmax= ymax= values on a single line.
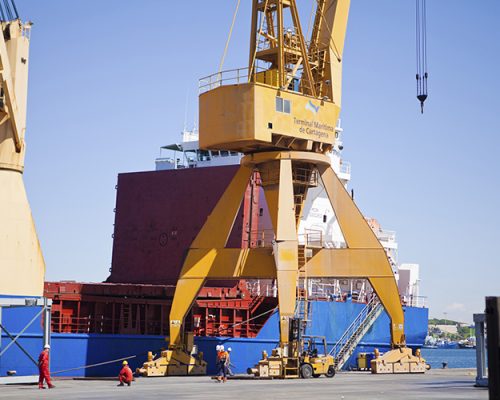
xmin=118 ymin=360 xmax=133 ymax=386
xmin=38 ymin=344 xmax=55 ymax=389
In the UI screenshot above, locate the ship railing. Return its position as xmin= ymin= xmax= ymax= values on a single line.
xmin=50 ymin=315 xmax=166 ymax=335
xmin=376 ymin=229 xmax=397 ymax=243
xmin=243 ymin=228 xmax=323 ymax=249
xmin=51 ymin=314 xmax=269 ymax=337
xmin=298 ymin=229 xmax=323 ymax=248
xmin=196 ymin=321 xmax=267 ymax=337
xmin=242 ymin=229 xmax=276 ymax=248
xmin=339 ymin=161 xmax=351 ymax=175
xmin=199 ymin=66 xmax=266 ymax=94
xmin=246 ymin=280 xmax=277 ymax=298
xmin=402 ymin=295 xmax=427 ymax=308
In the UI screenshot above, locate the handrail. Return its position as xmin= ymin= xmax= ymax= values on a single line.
xmin=199 ymin=66 xmax=266 ymax=94
xmin=299 ymin=229 xmax=323 ymax=248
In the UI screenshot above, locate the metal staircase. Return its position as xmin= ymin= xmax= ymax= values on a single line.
xmin=295 ymin=230 xmax=322 ymax=333
xmin=296 ymin=242 xmax=311 ymax=331
xmin=329 ymin=297 xmax=383 ymax=370
xmin=295 ymin=297 xmax=313 ymax=331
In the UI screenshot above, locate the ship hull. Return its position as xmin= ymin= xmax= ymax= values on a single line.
xmin=0 ymin=301 xmax=427 ymax=377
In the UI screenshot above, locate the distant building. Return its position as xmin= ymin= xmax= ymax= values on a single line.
xmin=432 ymin=325 xmax=458 ymax=335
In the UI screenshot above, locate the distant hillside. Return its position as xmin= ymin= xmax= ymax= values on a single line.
xmin=428 ymin=318 xmax=474 ymax=340
xmin=429 ymin=318 xmax=460 ymax=326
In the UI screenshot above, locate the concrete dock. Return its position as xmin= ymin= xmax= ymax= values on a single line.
xmin=0 ymin=369 xmax=487 ymax=400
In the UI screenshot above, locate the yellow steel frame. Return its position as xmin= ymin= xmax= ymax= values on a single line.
xmin=0 ymin=20 xmax=45 ymax=298
xmin=168 ymin=151 xmax=405 ymax=350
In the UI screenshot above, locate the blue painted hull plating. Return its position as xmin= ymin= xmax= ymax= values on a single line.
xmin=0 ymin=301 xmax=428 ymax=377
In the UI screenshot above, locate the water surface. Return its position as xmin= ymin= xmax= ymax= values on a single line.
xmin=421 ymin=348 xmax=476 ymax=369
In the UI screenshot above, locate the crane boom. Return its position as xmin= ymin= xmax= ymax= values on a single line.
xmin=309 ymin=0 xmax=350 ymax=105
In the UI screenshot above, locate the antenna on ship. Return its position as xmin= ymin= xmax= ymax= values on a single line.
xmin=183 ymin=90 xmax=189 ymax=133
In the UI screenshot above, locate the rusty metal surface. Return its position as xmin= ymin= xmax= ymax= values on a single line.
xmin=108 ymin=165 xmax=244 ymax=285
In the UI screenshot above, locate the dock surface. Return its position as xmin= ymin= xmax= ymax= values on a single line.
xmin=0 ymin=369 xmax=487 ymax=400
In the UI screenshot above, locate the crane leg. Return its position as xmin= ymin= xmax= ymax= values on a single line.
xmin=369 ymin=277 xmax=405 ymax=346
xmin=136 ymin=165 xmax=253 ymax=377
xmin=261 ymin=158 xmax=298 ymax=349
xmin=315 ymin=164 xmax=427 ymax=373
xmin=317 ymin=164 xmax=406 ymax=341
xmin=170 ymin=164 xmax=253 ymax=347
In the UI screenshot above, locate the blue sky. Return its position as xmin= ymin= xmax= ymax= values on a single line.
xmin=17 ymin=1 xmax=500 ymax=323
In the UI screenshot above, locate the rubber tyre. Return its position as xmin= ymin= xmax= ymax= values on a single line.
xmin=300 ymin=364 xmax=314 ymax=379
xmin=325 ymin=366 xmax=336 ymax=378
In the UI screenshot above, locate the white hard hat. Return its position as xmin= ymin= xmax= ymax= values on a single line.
xmin=227 ymin=347 xmax=232 ymax=352
xmin=216 ymin=345 xmax=221 ymax=351
xmin=220 ymin=345 xmax=224 ymax=350
xmin=44 ymin=344 xmax=50 ymax=349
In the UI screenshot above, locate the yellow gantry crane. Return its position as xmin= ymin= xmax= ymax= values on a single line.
xmin=138 ymin=0 xmax=427 ymax=377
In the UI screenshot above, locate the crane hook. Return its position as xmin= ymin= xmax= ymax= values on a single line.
xmin=416 ymin=0 xmax=428 ymax=114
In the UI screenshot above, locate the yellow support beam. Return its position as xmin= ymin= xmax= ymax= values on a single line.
xmin=316 ymin=165 xmax=406 ymax=347
xmin=169 ymin=165 xmax=253 ymax=347
xmin=191 ymin=165 xmax=253 ymax=248
xmin=262 ymin=158 xmax=298 ymax=347
xmin=167 ymin=152 xmax=406 ymax=360
xmin=317 ymin=164 xmax=381 ymax=249
xmin=304 ymin=248 xmax=405 ymax=346
xmin=178 ymin=248 xmax=277 ymax=280
xmin=304 ymin=248 xmax=394 ymax=278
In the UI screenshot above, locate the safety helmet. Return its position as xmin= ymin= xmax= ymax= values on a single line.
xmin=122 ymin=360 xmax=128 ymax=365
xmin=216 ymin=345 xmax=221 ymax=351
xmin=44 ymin=344 xmax=50 ymax=349
xmin=220 ymin=345 xmax=224 ymax=350
xmin=227 ymin=347 xmax=232 ymax=352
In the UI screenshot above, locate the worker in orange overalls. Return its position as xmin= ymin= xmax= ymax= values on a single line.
xmin=216 ymin=345 xmax=229 ymax=383
xmin=118 ymin=360 xmax=133 ymax=386
xmin=38 ymin=344 xmax=55 ymax=389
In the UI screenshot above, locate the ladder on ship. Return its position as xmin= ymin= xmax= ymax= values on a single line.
xmin=329 ymin=296 xmax=384 ymax=371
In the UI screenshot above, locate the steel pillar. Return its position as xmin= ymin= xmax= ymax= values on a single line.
xmin=473 ymin=313 xmax=488 ymax=387
xmin=486 ymin=297 xmax=500 ymax=398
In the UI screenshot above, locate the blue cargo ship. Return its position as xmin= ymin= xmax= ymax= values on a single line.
xmin=1 ymin=299 xmax=427 ymax=377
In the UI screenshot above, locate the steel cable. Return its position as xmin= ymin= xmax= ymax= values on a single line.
xmin=218 ymin=0 xmax=241 ymax=75
xmin=416 ymin=0 xmax=429 ymax=113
